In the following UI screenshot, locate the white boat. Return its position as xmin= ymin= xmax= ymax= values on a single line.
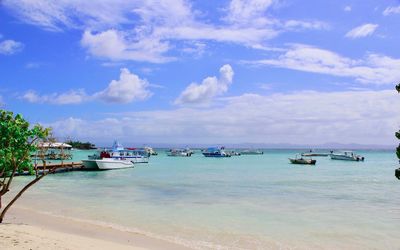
xmin=109 ymin=149 xmax=149 ymax=163
xmin=330 ymin=151 xmax=364 ymax=161
xmin=144 ymin=146 xmax=158 ymax=155
xmin=166 ymin=148 xmax=193 ymax=157
xmin=95 ymin=158 xmax=134 ymax=170
xmin=240 ymin=149 xmax=263 ymax=155
xmin=81 ymin=159 xmax=99 ymax=170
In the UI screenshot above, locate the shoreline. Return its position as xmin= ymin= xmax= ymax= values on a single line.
xmin=1 ymin=206 xmax=191 ymax=250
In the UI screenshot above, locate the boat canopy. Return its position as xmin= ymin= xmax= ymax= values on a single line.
xmin=38 ymin=142 xmax=72 ymax=148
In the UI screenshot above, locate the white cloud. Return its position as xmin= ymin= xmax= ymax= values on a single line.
xmin=81 ymin=30 xmax=174 ymax=63
xmin=0 ymin=40 xmax=24 ymax=55
xmin=175 ymin=64 xmax=234 ymax=105
xmin=94 ymin=68 xmax=152 ymax=103
xmin=383 ymin=6 xmax=400 ymax=16
xmin=4 ymin=0 xmax=328 ymax=63
xmin=248 ymin=44 xmax=400 ymax=84
xmin=46 ymin=90 xmax=400 ymax=145
xmin=21 ymin=68 xmax=152 ymax=104
xmin=21 ymin=89 xmax=87 ymax=104
xmin=345 ymin=23 xmax=378 ymax=39
xmin=344 ymin=6 xmax=352 ymax=12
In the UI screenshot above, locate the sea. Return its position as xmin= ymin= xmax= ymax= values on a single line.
xmin=10 ymin=149 xmax=400 ymax=249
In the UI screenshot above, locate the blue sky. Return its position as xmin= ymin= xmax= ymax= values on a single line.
xmin=1 ymin=0 xmax=400 ymax=146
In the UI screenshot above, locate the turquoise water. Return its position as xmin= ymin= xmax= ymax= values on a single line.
xmin=11 ymin=149 xmax=400 ymax=249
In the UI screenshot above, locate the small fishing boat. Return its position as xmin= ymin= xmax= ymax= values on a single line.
xmin=240 ymin=149 xmax=263 ymax=155
xmin=166 ymin=148 xmax=193 ymax=157
xmin=202 ymin=147 xmax=231 ymax=157
xmin=289 ymin=154 xmax=316 ymax=165
xmin=301 ymin=150 xmax=330 ymax=157
xmin=144 ymin=146 xmax=158 ymax=156
xmin=330 ymin=151 xmax=364 ymax=161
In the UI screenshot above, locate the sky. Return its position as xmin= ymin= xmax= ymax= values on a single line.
xmin=1 ymin=0 xmax=400 ymax=146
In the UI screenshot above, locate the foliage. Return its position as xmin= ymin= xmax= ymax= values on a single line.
xmin=65 ymin=140 xmax=96 ymax=150
xmin=0 ymin=110 xmax=51 ymax=223
xmin=397 ymin=84 xmax=400 ymax=163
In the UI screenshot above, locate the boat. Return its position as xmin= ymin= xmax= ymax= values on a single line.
xmin=240 ymin=149 xmax=263 ymax=155
xmin=95 ymin=158 xmax=134 ymax=170
xmin=301 ymin=150 xmax=330 ymax=157
xmin=289 ymin=154 xmax=316 ymax=165
xmin=301 ymin=153 xmax=330 ymax=157
xmin=202 ymin=147 xmax=231 ymax=157
xmin=166 ymin=148 xmax=193 ymax=157
xmin=81 ymin=159 xmax=99 ymax=170
xmin=144 ymin=146 xmax=158 ymax=156
xmin=109 ymin=149 xmax=149 ymax=163
xmin=330 ymin=151 xmax=364 ymax=161
xmin=228 ymin=150 xmax=241 ymax=156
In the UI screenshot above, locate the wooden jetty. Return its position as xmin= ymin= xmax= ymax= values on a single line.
xmin=35 ymin=162 xmax=83 ymax=172
xmin=15 ymin=162 xmax=84 ymax=176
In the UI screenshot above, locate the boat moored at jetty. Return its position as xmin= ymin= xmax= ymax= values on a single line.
xmin=81 ymin=159 xmax=100 ymax=170
xmin=95 ymin=158 xmax=134 ymax=170
xmin=202 ymin=147 xmax=231 ymax=157
xmin=330 ymin=151 xmax=364 ymax=161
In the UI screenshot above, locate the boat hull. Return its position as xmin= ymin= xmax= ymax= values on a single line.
xmin=301 ymin=153 xmax=330 ymax=157
xmin=289 ymin=158 xmax=316 ymax=165
xmin=202 ymin=153 xmax=231 ymax=157
xmin=111 ymin=156 xmax=149 ymax=163
xmin=95 ymin=159 xmax=134 ymax=170
xmin=81 ymin=160 xmax=99 ymax=170
xmin=330 ymin=155 xmax=364 ymax=161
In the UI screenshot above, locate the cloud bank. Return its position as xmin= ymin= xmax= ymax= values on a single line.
xmin=248 ymin=44 xmax=400 ymax=84
xmin=46 ymin=90 xmax=400 ymax=145
xmin=3 ymin=0 xmax=328 ymax=63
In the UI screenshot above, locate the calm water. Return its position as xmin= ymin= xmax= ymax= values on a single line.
xmin=11 ymin=149 xmax=400 ymax=249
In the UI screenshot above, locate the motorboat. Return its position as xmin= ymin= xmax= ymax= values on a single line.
xmin=330 ymin=151 xmax=364 ymax=161
xmin=144 ymin=146 xmax=158 ymax=156
xmin=289 ymin=154 xmax=316 ymax=165
xmin=95 ymin=158 xmax=134 ymax=170
xmin=81 ymin=159 xmax=99 ymax=170
xmin=110 ymin=149 xmax=149 ymax=163
xmin=166 ymin=148 xmax=193 ymax=157
xmin=301 ymin=150 xmax=330 ymax=157
xmin=202 ymin=147 xmax=231 ymax=157
xmin=240 ymin=149 xmax=263 ymax=155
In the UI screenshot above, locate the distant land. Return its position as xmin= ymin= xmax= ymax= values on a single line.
xmin=92 ymin=142 xmax=395 ymax=150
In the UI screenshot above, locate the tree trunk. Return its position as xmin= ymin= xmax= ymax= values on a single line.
xmin=0 ymin=168 xmax=54 ymax=223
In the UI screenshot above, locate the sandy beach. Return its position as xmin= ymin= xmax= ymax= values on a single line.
xmin=0 ymin=206 xmax=190 ymax=250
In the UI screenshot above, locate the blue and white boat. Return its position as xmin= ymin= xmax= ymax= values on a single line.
xmin=202 ymin=147 xmax=231 ymax=157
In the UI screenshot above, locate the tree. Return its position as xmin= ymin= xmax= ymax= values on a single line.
xmin=396 ymin=84 xmax=400 ymax=180
xmin=0 ymin=110 xmax=52 ymax=223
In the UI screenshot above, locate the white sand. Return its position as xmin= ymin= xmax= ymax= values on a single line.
xmin=0 ymin=207 xmax=190 ymax=250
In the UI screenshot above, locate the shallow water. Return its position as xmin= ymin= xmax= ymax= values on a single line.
xmin=10 ymin=149 xmax=400 ymax=249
